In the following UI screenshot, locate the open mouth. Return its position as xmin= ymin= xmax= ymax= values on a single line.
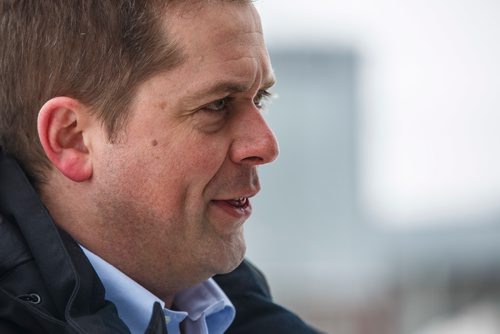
xmin=224 ymin=197 xmax=249 ymax=209
xmin=211 ymin=196 xmax=252 ymax=220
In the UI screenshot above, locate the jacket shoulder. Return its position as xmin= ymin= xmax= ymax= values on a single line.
xmin=214 ymin=259 xmax=324 ymax=334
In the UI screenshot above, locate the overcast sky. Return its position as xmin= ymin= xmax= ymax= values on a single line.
xmin=255 ymin=0 xmax=500 ymax=229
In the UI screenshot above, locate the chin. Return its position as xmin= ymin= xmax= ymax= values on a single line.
xmin=213 ymin=240 xmax=246 ymax=275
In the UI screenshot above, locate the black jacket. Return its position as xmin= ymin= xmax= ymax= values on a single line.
xmin=0 ymin=151 xmax=321 ymax=333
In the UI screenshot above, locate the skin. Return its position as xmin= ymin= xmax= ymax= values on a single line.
xmin=38 ymin=1 xmax=278 ymax=307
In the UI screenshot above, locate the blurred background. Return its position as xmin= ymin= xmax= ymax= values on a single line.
xmin=245 ymin=1 xmax=500 ymax=333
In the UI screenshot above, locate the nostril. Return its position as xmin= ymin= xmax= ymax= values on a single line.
xmin=242 ymin=156 xmax=263 ymax=163
xmin=18 ymin=293 xmax=41 ymax=305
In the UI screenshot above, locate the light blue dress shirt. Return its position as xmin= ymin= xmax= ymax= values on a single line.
xmin=82 ymin=248 xmax=235 ymax=334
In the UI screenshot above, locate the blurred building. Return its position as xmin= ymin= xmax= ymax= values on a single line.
xmin=245 ymin=1 xmax=500 ymax=333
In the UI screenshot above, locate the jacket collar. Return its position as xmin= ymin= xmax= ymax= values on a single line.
xmin=0 ymin=151 xmax=133 ymax=333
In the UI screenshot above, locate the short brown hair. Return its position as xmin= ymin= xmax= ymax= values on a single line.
xmin=0 ymin=0 xmax=182 ymax=185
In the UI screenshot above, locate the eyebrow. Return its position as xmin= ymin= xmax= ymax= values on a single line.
xmin=183 ymin=77 xmax=276 ymax=105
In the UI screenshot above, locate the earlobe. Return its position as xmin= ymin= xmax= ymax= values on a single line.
xmin=37 ymin=97 xmax=93 ymax=182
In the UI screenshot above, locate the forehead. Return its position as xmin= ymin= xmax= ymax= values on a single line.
xmin=163 ymin=1 xmax=274 ymax=91
xmin=166 ymin=1 xmax=260 ymax=34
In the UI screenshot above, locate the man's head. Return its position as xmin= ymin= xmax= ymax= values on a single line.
xmin=1 ymin=0 xmax=278 ymax=302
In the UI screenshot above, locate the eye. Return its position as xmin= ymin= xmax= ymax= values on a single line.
xmin=254 ymin=90 xmax=272 ymax=109
xmin=196 ymin=97 xmax=231 ymax=133
xmin=204 ymin=98 xmax=228 ymax=112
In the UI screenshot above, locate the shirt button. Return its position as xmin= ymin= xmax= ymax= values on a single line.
xmin=165 ymin=315 xmax=171 ymax=324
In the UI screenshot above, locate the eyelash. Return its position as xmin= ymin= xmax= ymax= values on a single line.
xmin=203 ymin=89 xmax=272 ymax=113
xmin=254 ymin=90 xmax=272 ymax=109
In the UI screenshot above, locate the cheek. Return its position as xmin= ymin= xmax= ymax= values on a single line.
xmin=158 ymin=132 xmax=231 ymax=178
xmin=129 ymin=140 xmax=221 ymax=210
xmin=113 ymin=129 xmax=231 ymax=208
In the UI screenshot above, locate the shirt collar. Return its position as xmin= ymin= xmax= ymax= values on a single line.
xmin=175 ymin=279 xmax=235 ymax=333
xmin=81 ymin=247 xmax=235 ymax=334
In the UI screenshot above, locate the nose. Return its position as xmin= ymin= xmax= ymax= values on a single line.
xmin=229 ymin=106 xmax=279 ymax=166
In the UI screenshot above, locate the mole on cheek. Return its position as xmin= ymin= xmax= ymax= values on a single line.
xmin=151 ymin=139 xmax=158 ymax=147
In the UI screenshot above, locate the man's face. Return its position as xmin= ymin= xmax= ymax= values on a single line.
xmin=88 ymin=2 xmax=278 ymax=289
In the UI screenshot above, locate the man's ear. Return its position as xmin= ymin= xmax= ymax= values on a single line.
xmin=37 ymin=97 xmax=93 ymax=182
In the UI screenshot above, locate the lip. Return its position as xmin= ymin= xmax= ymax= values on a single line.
xmin=210 ymin=198 xmax=253 ymax=220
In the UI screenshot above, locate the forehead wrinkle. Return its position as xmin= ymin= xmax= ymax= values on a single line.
xmin=182 ymin=54 xmax=275 ymax=104
xmin=214 ymin=31 xmax=264 ymax=56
